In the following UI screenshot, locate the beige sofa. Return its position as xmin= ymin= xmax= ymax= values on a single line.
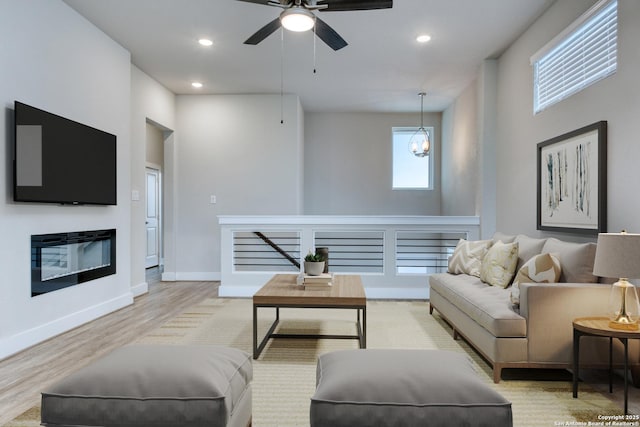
xmin=429 ymin=233 xmax=640 ymax=383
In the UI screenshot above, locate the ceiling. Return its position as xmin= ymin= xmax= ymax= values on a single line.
xmin=63 ymin=0 xmax=553 ymax=113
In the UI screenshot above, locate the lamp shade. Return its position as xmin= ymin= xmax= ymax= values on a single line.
xmin=593 ymin=232 xmax=640 ymax=279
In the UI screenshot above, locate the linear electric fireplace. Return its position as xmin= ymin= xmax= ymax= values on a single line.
xmin=31 ymin=229 xmax=116 ymax=297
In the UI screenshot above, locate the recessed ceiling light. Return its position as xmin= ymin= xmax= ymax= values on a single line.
xmin=192 ymin=82 xmax=203 ymax=88
xmin=198 ymin=38 xmax=213 ymax=46
xmin=416 ymin=34 xmax=431 ymax=43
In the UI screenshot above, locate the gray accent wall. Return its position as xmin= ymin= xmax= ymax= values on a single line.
xmin=441 ymin=79 xmax=479 ymax=217
xmin=174 ymin=94 xmax=304 ymax=279
xmin=443 ymin=0 xmax=640 ymax=239
xmin=441 ymin=59 xmax=498 ymax=240
xmin=304 ymin=112 xmax=442 ymax=215
xmin=495 ymin=0 xmax=640 ymax=237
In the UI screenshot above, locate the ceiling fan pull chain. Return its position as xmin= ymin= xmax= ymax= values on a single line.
xmin=280 ymin=26 xmax=285 ymax=124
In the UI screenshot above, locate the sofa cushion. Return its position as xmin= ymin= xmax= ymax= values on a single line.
xmin=41 ymin=344 xmax=253 ymax=427
xmin=514 ymin=235 xmax=547 ymax=272
xmin=492 ymin=232 xmax=516 ymax=244
xmin=510 ymin=253 xmax=561 ymax=306
xmin=448 ymin=239 xmax=492 ymax=277
xmin=310 ymin=349 xmax=512 ymax=427
xmin=429 ymin=273 xmax=526 ymax=337
xmin=542 ymin=238 xmax=598 ymax=283
xmin=480 ymin=241 xmax=519 ymax=288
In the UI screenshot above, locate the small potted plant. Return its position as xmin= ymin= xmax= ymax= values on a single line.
xmin=304 ymin=251 xmax=325 ymax=276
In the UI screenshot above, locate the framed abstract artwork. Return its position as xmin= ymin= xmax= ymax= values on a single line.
xmin=537 ymin=121 xmax=607 ymax=235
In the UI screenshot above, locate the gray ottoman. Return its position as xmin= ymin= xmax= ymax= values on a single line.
xmin=41 ymin=344 xmax=252 ymax=427
xmin=310 ymin=349 xmax=512 ymax=427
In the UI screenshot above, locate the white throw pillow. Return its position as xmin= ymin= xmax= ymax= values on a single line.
xmin=510 ymin=253 xmax=562 ymax=306
xmin=480 ymin=241 xmax=519 ymax=288
xmin=448 ymin=239 xmax=492 ymax=277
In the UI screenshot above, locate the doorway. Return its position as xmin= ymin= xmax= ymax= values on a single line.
xmin=144 ymin=120 xmax=167 ymax=283
xmin=145 ymin=167 xmax=161 ymax=269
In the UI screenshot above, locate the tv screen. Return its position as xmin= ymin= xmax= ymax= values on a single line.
xmin=14 ymin=101 xmax=117 ymax=205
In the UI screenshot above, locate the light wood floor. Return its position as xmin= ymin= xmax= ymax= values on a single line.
xmin=2 ymin=281 xmax=639 ymax=422
xmin=0 ymin=280 xmax=218 ymax=425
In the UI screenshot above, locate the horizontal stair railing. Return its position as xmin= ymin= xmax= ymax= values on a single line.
xmin=314 ymin=231 xmax=384 ymax=273
xmin=253 ymin=231 xmax=300 ymax=269
xmin=233 ymin=231 xmax=300 ymax=272
xmin=218 ymin=215 xmax=480 ymax=299
xmin=395 ymin=231 xmax=463 ymax=274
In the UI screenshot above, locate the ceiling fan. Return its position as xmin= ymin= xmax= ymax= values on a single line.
xmin=238 ymin=0 xmax=393 ymax=51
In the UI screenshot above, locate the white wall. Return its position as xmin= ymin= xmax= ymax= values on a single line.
xmin=145 ymin=122 xmax=165 ymax=168
xmin=441 ymin=80 xmax=479 ymax=217
xmin=476 ymin=60 xmax=498 ymax=239
xmin=172 ymin=94 xmax=303 ymax=280
xmin=0 ymin=0 xmax=132 ymax=358
xmin=130 ymin=66 xmax=176 ymax=295
xmin=304 ymin=112 xmax=442 ymax=215
xmin=495 ymin=0 xmax=640 ymax=237
xmin=441 ymin=60 xmax=498 ymax=239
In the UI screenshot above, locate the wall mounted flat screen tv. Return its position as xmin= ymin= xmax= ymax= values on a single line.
xmin=14 ymin=101 xmax=117 ymax=205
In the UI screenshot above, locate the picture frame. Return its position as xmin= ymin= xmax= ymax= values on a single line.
xmin=537 ymin=121 xmax=607 ymax=235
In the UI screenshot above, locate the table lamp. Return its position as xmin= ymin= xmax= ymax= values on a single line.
xmin=593 ymin=231 xmax=640 ymax=330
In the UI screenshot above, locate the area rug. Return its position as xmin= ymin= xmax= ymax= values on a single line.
xmin=5 ymin=299 xmax=626 ymax=426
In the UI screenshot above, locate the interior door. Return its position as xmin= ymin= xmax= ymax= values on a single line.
xmin=145 ymin=168 xmax=160 ymax=268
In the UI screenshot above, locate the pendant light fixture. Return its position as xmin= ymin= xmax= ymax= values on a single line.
xmin=409 ymin=92 xmax=431 ymax=157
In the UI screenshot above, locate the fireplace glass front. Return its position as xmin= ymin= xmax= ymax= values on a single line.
xmin=31 ymin=229 xmax=116 ymax=297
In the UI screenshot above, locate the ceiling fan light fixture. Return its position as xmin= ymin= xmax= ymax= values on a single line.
xmin=280 ymin=7 xmax=315 ymax=32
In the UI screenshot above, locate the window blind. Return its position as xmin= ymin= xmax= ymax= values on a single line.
xmin=532 ymin=0 xmax=617 ymax=113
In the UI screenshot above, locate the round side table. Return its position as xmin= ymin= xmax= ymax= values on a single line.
xmin=573 ymin=316 xmax=640 ymax=415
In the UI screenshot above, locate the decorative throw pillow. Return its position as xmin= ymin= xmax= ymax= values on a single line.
xmin=514 ymin=235 xmax=547 ymax=272
xmin=479 ymin=241 xmax=519 ymax=288
xmin=541 ymin=238 xmax=597 ymax=283
xmin=510 ymin=253 xmax=562 ymax=306
xmin=448 ymin=239 xmax=492 ymax=277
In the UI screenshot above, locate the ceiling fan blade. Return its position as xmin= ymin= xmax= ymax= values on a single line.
xmin=236 ymin=0 xmax=272 ymax=5
xmin=314 ymin=17 xmax=347 ymax=51
xmin=244 ymin=18 xmax=282 ymax=45
xmin=237 ymin=0 xmax=294 ymax=6
xmin=318 ymin=0 xmax=392 ymax=11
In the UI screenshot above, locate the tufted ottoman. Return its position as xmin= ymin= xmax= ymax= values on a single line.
xmin=41 ymin=344 xmax=252 ymax=427
xmin=310 ymin=349 xmax=512 ymax=427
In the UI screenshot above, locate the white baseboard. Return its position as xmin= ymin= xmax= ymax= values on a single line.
xmin=364 ymin=287 xmax=429 ymax=300
xmin=161 ymin=271 xmax=176 ymax=281
xmin=161 ymin=272 xmax=221 ymax=281
xmin=219 ymin=285 xmax=259 ymax=298
xmin=177 ymin=272 xmax=220 ymax=281
xmin=218 ymin=285 xmax=428 ymax=300
xmin=0 ymin=293 xmax=134 ymax=361
xmin=131 ymin=282 xmax=149 ymax=297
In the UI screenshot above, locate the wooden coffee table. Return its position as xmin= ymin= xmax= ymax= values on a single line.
xmin=252 ymin=274 xmax=366 ymax=359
